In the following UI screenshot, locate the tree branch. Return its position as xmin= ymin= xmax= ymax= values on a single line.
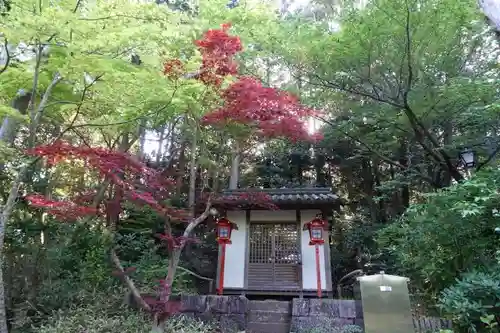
xmin=110 ymin=248 xmax=151 ymax=312
xmin=476 ymin=144 xmax=500 ymax=171
xmin=0 ymin=39 xmax=9 ymax=75
xmin=0 ymin=71 xmax=62 ymax=249
xmin=403 ymin=0 xmax=413 ymax=105
xmin=316 ymin=115 xmax=441 ymax=187
xmin=55 ymin=74 xmax=104 ymax=139
xmin=68 ymin=85 xmax=179 ymax=131
xmin=27 ymin=43 xmax=44 ymax=123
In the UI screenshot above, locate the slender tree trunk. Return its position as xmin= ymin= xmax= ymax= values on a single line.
xmin=229 ymin=141 xmax=240 ymax=190
xmin=373 ymin=160 xmax=386 ymax=222
xmin=156 ymin=125 xmax=166 ymax=165
xmin=0 ymin=72 xmax=61 ymax=333
xmin=441 ymin=120 xmax=453 ymax=187
xmin=154 ymin=201 xmax=212 ymax=332
xmin=188 ymin=126 xmax=198 ymax=216
xmin=175 ymin=142 xmax=187 ymax=197
xmin=137 ymin=119 xmax=146 ymax=159
xmin=0 ymin=266 xmax=6 ymax=333
xmin=0 ymin=93 xmax=31 ymax=145
xmin=107 ymin=135 xmax=151 ymax=313
xmin=397 ymin=139 xmax=410 ymax=214
xmin=361 ymin=158 xmax=378 ymax=223
xmin=479 ymin=0 xmax=500 ymax=43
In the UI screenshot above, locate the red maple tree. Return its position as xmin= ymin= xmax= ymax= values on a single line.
xmin=194 ymin=22 xmax=242 ymax=86
xmin=25 ymin=23 xmax=321 ymax=330
xmin=24 ymin=141 xmax=274 ymax=327
xmin=201 ymin=76 xmax=322 ymax=142
xmin=165 ymin=23 xmax=323 ymax=142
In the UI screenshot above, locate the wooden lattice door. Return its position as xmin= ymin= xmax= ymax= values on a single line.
xmin=247 ymin=223 xmax=301 ymax=291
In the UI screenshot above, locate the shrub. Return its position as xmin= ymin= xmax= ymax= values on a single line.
xmin=36 ymin=307 xmax=151 ymax=333
xmin=438 ymin=269 xmax=500 ymax=332
xmin=291 ymin=320 xmax=363 ymax=333
xmin=378 ymin=168 xmax=500 ymax=307
xmin=340 ymin=325 xmax=364 ymax=333
xmin=35 ymin=306 xmax=216 ymax=333
xmin=6 ymin=218 xmax=197 ymax=332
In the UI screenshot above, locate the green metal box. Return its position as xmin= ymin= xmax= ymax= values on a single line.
xmin=357 ymin=273 xmax=414 ymax=333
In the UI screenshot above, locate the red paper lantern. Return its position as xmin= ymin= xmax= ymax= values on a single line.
xmin=304 ymin=214 xmax=327 ymax=245
xmin=216 ymin=217 xmax=237 ymax=244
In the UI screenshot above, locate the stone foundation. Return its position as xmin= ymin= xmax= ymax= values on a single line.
xmin=180 ymin=295 xmax=364 ymax=333
xmin=181 ymin=295 xmax=248 ymax=333
xmin=290 ymin=299 xmax=364 ymax=332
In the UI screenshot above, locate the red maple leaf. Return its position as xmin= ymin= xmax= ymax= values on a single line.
xmin=202 ymin=77 xmax=323 ymax=142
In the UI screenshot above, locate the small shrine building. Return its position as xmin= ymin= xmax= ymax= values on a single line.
xmin=211 ymin=187 xmax=340 ymax=298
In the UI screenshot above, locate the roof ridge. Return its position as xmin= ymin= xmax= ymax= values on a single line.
xmin=222 ymin=187 xmax=333 ymax=194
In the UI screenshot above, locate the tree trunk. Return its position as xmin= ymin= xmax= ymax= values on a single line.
xmin=0 ymin=93 xmax=31 ymax=145
xmin=154 ymin=201 xmax=213 ymax=332
xmin=441 ymin=120 xmax=453 ymax=187
xmin=137 ymin=119 xmax=146 ymax=159
xmin=156 ymin=125 xmax=166 ymax=165
xmin=0 ymin=267 xmax=6 ymax=333
xmin=175 ymin=142 xmax=187 ymax=197
xmin=397 ymin=139 xmax=410 ymax=214
xmin=480 ymin=0 xmax=500 ymax=42
xmin=229 ymin=141 xmax=240 ymax=190
xmin=0 ymin=72 xmax=61 ymax=333
xmin=361 ymin=158 xmax=378 ymax=223
xmin=315 ymin=154 xmax=326 ymax=186
xmin=188 ymin=126 xmax=198 ymax=216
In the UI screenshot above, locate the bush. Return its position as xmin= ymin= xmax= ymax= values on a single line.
xmin=37 ymin=307 xmax=151 ymax=333
xmin=438 ymin=269 xmax=500 ymax=332
xmin=36 ymin=306 xmax=216 ymax=333
xmin=340 ymin=325 xmax=364 ymax=333
xmin=378 ymin=168 xmax=500 ymax=307
xmin=6 ymin=218 xmax=197 ymax=332
xmin=291 ymin=319 xmax=363 ymax=333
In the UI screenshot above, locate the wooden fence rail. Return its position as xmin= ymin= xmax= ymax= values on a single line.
xmin=413 ymin=315 xmax=453 ymax=332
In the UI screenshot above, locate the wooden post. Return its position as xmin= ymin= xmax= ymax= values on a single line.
xmin=315 ymin=244 xmax=322 ymax=298
xmin=218 ymin=243 xmax=227 ymax=295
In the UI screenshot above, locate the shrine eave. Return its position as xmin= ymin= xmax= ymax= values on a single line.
xmin=211 ymin=187 xmax=340 ymax=210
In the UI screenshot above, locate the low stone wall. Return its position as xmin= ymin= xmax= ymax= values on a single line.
xmin=180 ymin=295 xmax=364 ymax=333
xmin=180 ymin=295 xmax=248 ymax=333
xmin=290 ymin=299 xmax=363 ymax=332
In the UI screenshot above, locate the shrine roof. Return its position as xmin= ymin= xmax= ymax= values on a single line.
xmin=213 ymin=187 xmax=340 ymax=209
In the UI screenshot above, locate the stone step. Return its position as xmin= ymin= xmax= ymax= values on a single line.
xmin=247 ymin=310 xmax=291 ymax=323
xmin=246 ymin=321 xmax=291 ymax=333
xmin=248 ymin=300 xmax=292 ymax=312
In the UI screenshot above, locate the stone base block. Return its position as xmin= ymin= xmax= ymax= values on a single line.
xmin=218 ymin=313 xmax=246 ymax=333
xmin=290 ymin=315 xmax=355 ymax=332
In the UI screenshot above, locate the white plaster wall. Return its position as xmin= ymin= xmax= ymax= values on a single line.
xmin=300 ymin=210 xmax=328 ymax=290
xmin=250 ymin=210 xmax=296 ymax=222
xmin=222 ymin=211 xmax=246 ymax=288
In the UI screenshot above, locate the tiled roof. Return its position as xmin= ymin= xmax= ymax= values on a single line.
xmin=215 ymin=187 xmax=339 ymax=206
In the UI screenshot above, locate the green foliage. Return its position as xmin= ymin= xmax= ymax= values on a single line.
xmin=378 ymin=168 xmax=500 ymax=306
xmin=291 ymin=322 xmax=363 ymax=333
xmin=117 ymin=233 xmax=196 ymax=294
xmin=5 ymin=220 xmax=111 ymax=329
xmin=438 ymin=269 xmax=500 ymax=332
xmin=35 ymin=303 xmax=216 ymax=333
xmin=340 ymin=326 xmax=364 ymax=333
xmin=3 ymin=0 xmax=500 ymax=331
xmin=5 ymin=216 xmax=196 ymax=331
